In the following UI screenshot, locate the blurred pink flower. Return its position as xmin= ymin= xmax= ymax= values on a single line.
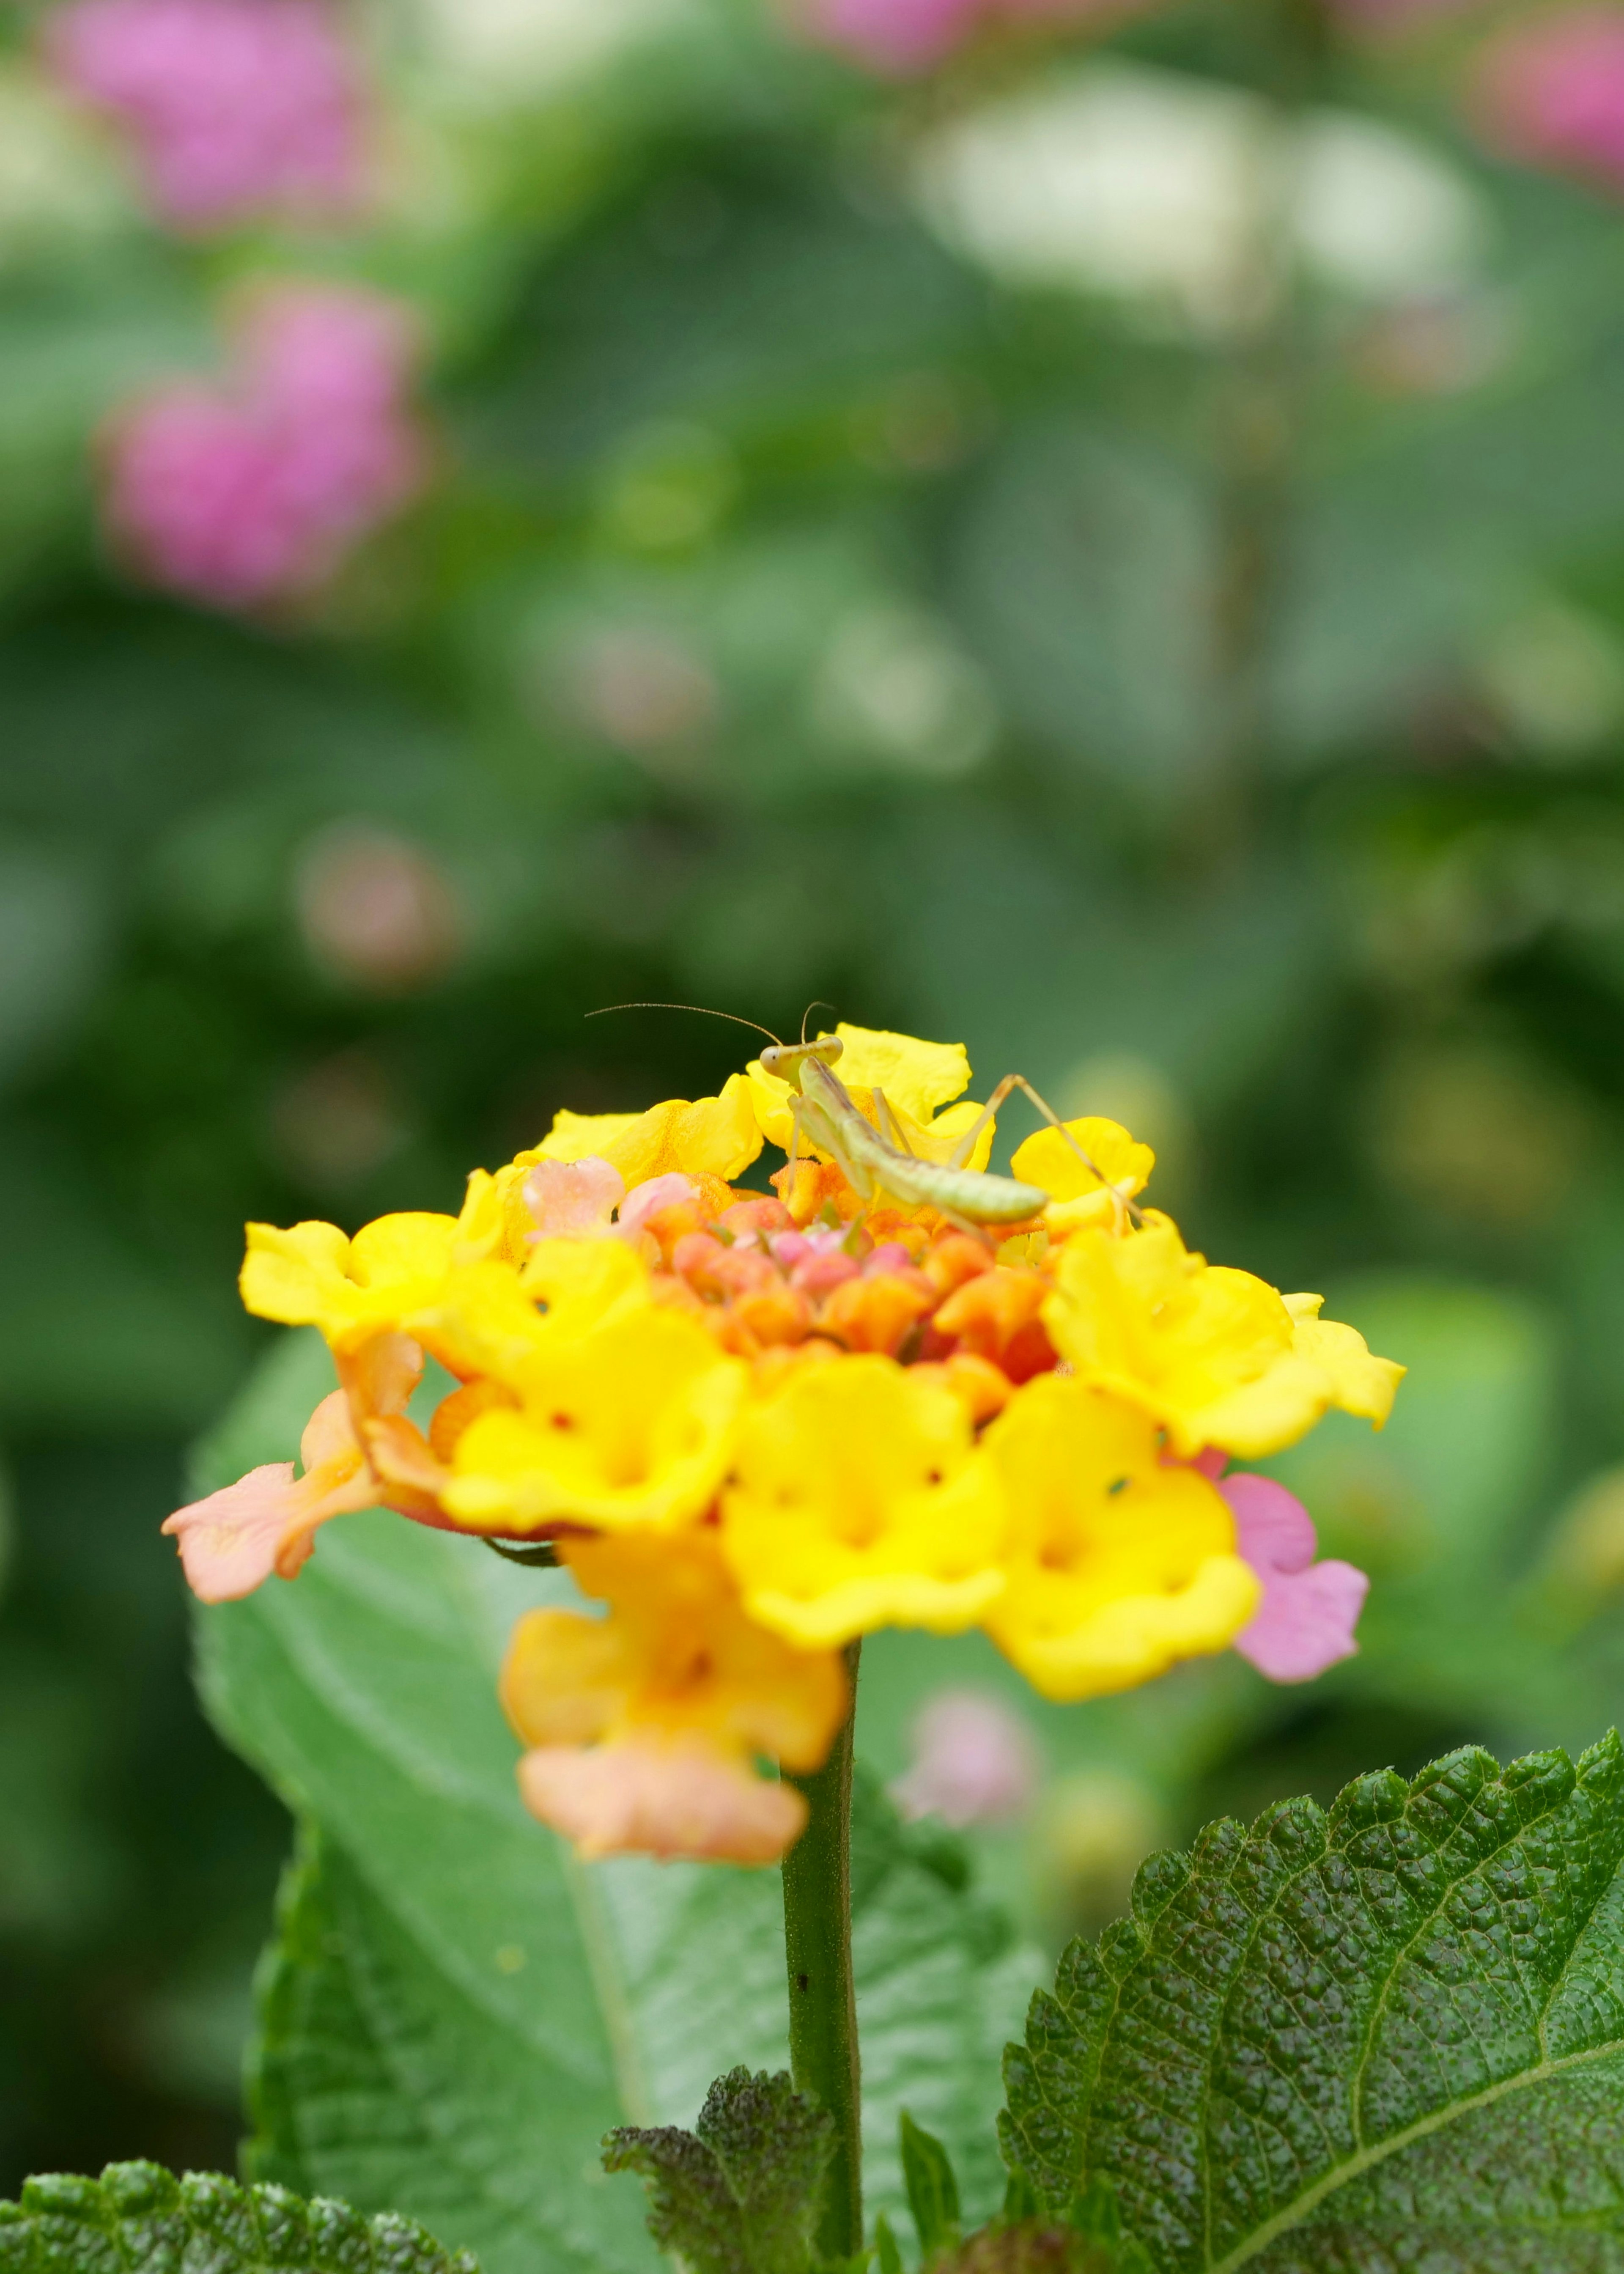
xmin=1471 ymin=5 xmax=1624 ymax=192
xmin=1220 ymin=1472 xmax=1369 ymax=1684
xmin=47 ymin=0 xmax=365 ymax=231
xmin=103 ymin=282 xmax=428 ymax=610
xmin=799 ymin=0 xmax=981 ymax=71
xmin=294 ymin=821 xmax=461 ymax=988
xmin=891 ymin=1687 xmax=1039 ymax=1826
xmin=795 ymin=0 xmax=1137 ymax=73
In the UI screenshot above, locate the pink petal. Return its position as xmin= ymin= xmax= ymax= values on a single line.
xmin=517 ymin=1739 xmax=807 ymax=1863
xmin=523 ymin=1156 xmax=625 ymax=1239
xmin=48 ymin=0 xmax=365 ymax=231
xmin=614 ymin=1172 xmax=698 ymax=1241
xmin=890 ymin=1687 xmax=1038 ymax=1827
xmin=1221 ymin=1472 xmax=1369 ymax=1684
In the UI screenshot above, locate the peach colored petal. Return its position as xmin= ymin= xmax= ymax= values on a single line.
xmin=163 ymin=1388 xmax=377 ymax=1602
xmin=522 ymin=1156 xmax=625 ymax=1239
xmin=335 ymin=1329 xmax=421 ymax=1428
xmin=517 ymin=1738 xmax=807 ymax=1863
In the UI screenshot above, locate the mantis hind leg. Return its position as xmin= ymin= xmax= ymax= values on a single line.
xmin=949 ymin=1074 xmax=1143 ymax=1226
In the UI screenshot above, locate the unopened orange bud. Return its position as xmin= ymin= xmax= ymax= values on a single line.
xmin=924 ymin=1232 xmax=996 ymax=1298
xmin=733 ymin=1280 xmax=814 ymax=1348
xmin=817 ymin=1270 xmax=936 ymax=1356
xmin=934 ymin=1265 xmax=1055 ymax=1382
xmin=910 ymin=1351 xmax=1014 ymax=1425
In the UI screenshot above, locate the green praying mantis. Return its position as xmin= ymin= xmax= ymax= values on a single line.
xmin=593 ymin=1004 xmax=1141 ymax=1237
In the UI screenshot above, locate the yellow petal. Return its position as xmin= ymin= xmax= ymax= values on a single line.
xmin=1010 ymin=1116 xmax=1154 ymax=1206
xmin=239 ymin=1220 xmax=351 ymax=1324
xmin=1041 ymin=1214 xmax=1403 ymax=1459
xmin=442 ymin=1304 xmax=747 ymax=1533
xmin=349 ymin=1213 xmax=460 ymax=1287
xmin=526 ymin=1074 xmax=763 ymax=1187
xmin=721 ymin=1354 xmax=1007 ymax=1645
xmin=980 ymin=1375 xmax=1259 ymax=1700
xmin=531 ymin=1108 xmax=645 ymax=1165
xmin=1284 ymin=1294 xmax=1406 ymax=1428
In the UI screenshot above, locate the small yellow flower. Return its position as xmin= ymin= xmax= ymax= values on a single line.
xmin=441 ymin=1301 xmax=748 ymax=1535
xmin=1042 ymin=1213 xmax=1404 ymax=1459
xmin=721 ymin=1354 xmax=1007 ymax=1646
xmin=409 ymin=1238 xmax=651 ymax=1382
xmin=1009 ymin=1116 xmax=1155 ymax=1232
xmin=526 ymin=1073 xmax=763 ymax=1186
xmin=981 ymin=1376 xmax=1259 ymax=1700
xmin=746 ymin=1022 xmax=996 ymax=1173
xmin=501 ymin=1530 xmax=847 ymax=1862
xmin=240 ymin=1213 xmax=461 ymax=1351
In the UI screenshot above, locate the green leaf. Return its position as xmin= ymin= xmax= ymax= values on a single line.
xmin=1000 ymin=1731 xmax=1624 ymax=2271
xmin=604 ymin=2067 xmax=832 ymax=2274
xmin=900 ymin=2115 xmax=960 ymax=2258
xmin=198 ymin=1332 xmax=1038 ymax=2274
xmin=0 ymin=2160 xmax=477 ymax=2274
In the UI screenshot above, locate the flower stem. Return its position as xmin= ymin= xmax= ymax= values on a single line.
xmin=782 ymin=1640 xmax=862 ymax=2261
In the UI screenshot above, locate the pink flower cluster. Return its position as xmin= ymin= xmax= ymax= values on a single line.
xmin=103 ymin=283 xmax=428 ymax=611
xmin=47 ymin=0 xmax=364 ymax=231
xmin=1471 ymin=5 xmax=1624 ymax=193
xmin=795 ymin=0 xmax=1140 ymax=75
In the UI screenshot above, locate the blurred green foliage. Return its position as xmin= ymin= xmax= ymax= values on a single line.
xmin=10 ymin=0 xmax=1624 ymax=2200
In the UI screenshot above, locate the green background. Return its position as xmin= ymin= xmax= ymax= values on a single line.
xmin=7 ymin=0 xmax=1624 ymax=2209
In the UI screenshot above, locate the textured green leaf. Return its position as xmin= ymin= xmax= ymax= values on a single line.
xmin=604 ymin=2067 xmax=832 ymax=2274
xmin=899 ymin=2115 xmax=960 ymax=2258
xmin=0 ymin=2160 xmax=477 ymax=2274
xmin=195 ymin=1332 xmax=1037 ymax=2274
xmin=1000 ymin=1733 xmax=1624 ymax=2271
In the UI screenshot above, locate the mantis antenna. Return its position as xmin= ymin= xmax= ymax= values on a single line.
xmin=585 ymin=1001 xmax=785 ymax=1046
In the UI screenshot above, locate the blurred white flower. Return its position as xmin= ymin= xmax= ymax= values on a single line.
xmin=916 ymin=63 xmax=1487 ymax=334
xmin=891 ymin=1687 xmax=1040 ymax=1827
xmin=403 ymin=0 xmax=691 ymax=102
xmin=0 ymin=64 xmax=127 ymax=254
xmin=1295 ymin=111 xmax=1487 ymax=298
xmin=812 ymin=602 xmax=998 ymax=774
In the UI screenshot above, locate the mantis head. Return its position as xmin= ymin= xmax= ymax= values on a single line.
xmin=758 ymin=1035 xmax=843 ymax=1091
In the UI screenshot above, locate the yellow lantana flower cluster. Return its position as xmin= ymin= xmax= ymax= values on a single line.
xmin=165 ymin=1024 xmax=1402 ymax=1864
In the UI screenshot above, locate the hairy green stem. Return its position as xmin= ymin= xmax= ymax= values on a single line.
xmin=782 ymin=1640 xmax=862 ymax=2262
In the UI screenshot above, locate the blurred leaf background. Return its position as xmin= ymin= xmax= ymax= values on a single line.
xmin=8 ymin=0 xmax=1624 ymax=2199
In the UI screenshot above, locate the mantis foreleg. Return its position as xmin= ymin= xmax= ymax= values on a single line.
xmin=870 ymin=1088 xmax=917 ymax=1157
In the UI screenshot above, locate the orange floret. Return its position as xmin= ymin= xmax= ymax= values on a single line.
xmin=771 ymin=1158 xmax=863 ymax=1228
xmin=718 ymin=1197 xmax=796 ymax=1239
xmin=933 ymin=1266 xmax=1056 ymax=1384
xmin=733 ymin=1280 xmax=814 ymax=1348
xmin=923 ymin=1232 xmax=996 ymax=1298
xmin=908 ymin=1351 xmax=1014 ymax=1424
xmin=816 ymin=1270 xmax=937 ymax=1357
